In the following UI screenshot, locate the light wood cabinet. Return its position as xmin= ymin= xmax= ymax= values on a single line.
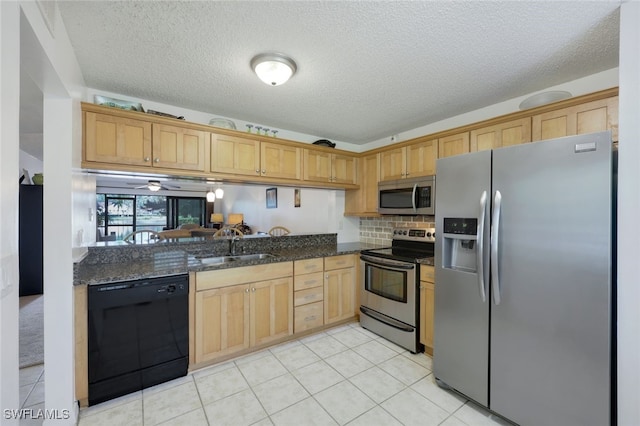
xmin=419 ymin=265 xmax=435 ymax=355
xmin=532 ymin=96 xmax=618 ymax=142
xmin=344 ymin=153 xmax=380 ymax=216
xmin=324 ymin=254 xmax=357 ymax=325
xmin=195 ymin=284 xmax=250 ymax=364
xmin=250 ymin=277 xmax=293 ymax=346
xmin=193 ymin=262 xmax=293 ymax=364
xmin=303 ymin=149 xmax=357 ymax=185
xmin=152 ymin=123 xmax=208 ymax=171
xmin=379 ymin=138 xmax=438 ymax=182
xmin=438 ymin=132 xmax=470 ymax=158
xmin=261 ymin=142 xmax=302 ymax=180
xmin=85 ymin=111 xmax=152 ymax=166
xmin=293 ymin=258 xmax=324 ymax=333
xmin=470 ymin=118 xmax=531 ymax=152
xmin=210 ymin=133 xmax=260 ymax=176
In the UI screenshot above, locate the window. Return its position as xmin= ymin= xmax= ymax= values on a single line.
xmin=97 ymin=194 xmax=206 ymax=241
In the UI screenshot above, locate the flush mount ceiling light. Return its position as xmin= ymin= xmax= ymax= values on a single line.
xmin=251 ymin=53 xmax=297 ymax=86
xmin=519 ymin=91 xmax=572 ymax=110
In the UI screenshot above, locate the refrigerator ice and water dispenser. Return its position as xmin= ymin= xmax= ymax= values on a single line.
xmin=442 ymin=218 xmax=478 ymax=273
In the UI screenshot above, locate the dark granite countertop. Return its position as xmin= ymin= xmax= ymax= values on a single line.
xmin=417 ymin=257 xmax=435 ymax=266
xmin=74 ymin=238 xmax=383 ymax=286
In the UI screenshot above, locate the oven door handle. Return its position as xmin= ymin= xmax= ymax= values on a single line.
xmin=360 ymin=306 xmax=414 ymax=332
xmin=360 ymin=255 xmax=416 ymax=270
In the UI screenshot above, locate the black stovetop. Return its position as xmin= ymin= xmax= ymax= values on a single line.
xmin=362 ymin=239 xmax=434 ymax=263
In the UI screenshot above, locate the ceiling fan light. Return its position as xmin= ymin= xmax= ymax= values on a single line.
xmin=148 ymin=181 xmax=162 ymax=191
xmin=206 ymin=189 xmax=216 ymax=202
xmin=215 ymin=188 xmax=224 ymax=199
xmin=251 ymin=53 xmax=297 ymax=86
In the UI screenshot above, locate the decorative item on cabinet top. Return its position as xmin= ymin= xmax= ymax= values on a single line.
xmin=209 ymin=118 xmax=236 ymax=129
xmin=313 ymin=139 xmax=336 ymax=148
xmin=94 ymin=95 xmax=143 ymax=112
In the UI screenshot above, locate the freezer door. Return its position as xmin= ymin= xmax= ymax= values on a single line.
xmin=434 ymin=150 xmax=491 ymax=406
xmin=490 ymin=132 xmax=612 ymax=425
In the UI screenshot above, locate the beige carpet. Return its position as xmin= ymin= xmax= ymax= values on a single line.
xmin=19 ymin=295 xmax=44 ymax=368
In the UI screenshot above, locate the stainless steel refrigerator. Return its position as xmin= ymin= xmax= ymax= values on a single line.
xmin=433 ymin=131 xmax=614 ymax=426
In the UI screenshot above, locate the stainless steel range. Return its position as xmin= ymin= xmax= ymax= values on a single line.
xmin=359 ymin=227 xmax=435 ymax=353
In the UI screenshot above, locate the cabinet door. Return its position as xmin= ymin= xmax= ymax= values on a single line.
xmin=261 ymin=142 xmax=301 ymax=180
xmin=303 ymin=149 xmax=332 ymax=182
xmin=407 ymin=139 xmax=438 ymax=177
xmin=152 ymin=124 xmax=208 ymax=171
xmin=250 ymin=277 xmax=293 ymax=346
xmin=532 ymin=97 xmax=618 ymax=142
xmin=470 ymin=118 xmax=531 ymax=152
xmin=324 ymin=267 xmax=355 ymax=324
xmin=210 ymin=134 xmax=260 ymax=176
xmin=420 ymin=281 xmax=435 ymax=354
xmin=331 ymin=153 xmax=357 ymax=185
xmin=85 ymin=112 xmax=152 ymax=166
xmin=438 ymin=132 xmax=470 ymax=158
xmin=379 ymin=146 xmax=406 ymax=181
xmin=195 ymin=284 xmax=250 ymax=364
xmin=344 ymin=153 xmax=379 ymax=216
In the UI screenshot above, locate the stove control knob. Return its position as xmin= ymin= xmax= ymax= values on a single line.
xmin=432 ymin=232 xmax=436 ymax=239
xmin=426 ymin=232 xmax=432 ymax=237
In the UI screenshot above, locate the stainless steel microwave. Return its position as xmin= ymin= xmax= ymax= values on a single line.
xmin=378 ymin=175 xmax=436 ymax=215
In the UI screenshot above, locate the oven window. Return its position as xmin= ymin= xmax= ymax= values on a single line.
xmin=365 ymin=264 xmax=407 ymax=303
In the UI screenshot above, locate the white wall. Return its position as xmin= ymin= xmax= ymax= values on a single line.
xmin=0 ymin=2 xmax=22 ymax=419
xmin=214 ymin=184 xmax=360 ymax=243
xmin=617 ymin=3 xmax=640 ymax=425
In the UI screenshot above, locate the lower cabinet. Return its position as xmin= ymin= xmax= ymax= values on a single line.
xmin=419 ymin=265 xmax=435 ymax=355
xmin=324 ymin=255 xmax=356 ymax=325
xmin=193 ymin=262 xmax=293 ymax=364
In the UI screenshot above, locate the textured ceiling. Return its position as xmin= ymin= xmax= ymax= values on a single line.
xmin=57 ymin=1 xmax=620 ymax=145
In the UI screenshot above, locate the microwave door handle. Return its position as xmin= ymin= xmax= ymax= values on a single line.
xmin=477 ymin=191 xmax=487 ymax=302
xmin=412 ymin=183 xmax=418 ymax=213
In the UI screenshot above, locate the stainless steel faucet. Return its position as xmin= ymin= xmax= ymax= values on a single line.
xmin=229 ymin=236 xmax=241 ymax=256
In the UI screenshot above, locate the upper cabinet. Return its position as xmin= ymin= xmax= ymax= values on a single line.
xmin=152 ymin=123 xmax=208 ymax=171
xmin=210 ymin=133 xmax=260 ymax=176
xmin=303 ymin=149 xmax=357 ymax=184
xmin=438 ymin=132 xmax=470 ymax=158
xmin=85 ymin=112 xmax=152 ymax=166
xmin=344 ymin=153 xmax=379 ymax=216
xmin=379 ymin=138 xmax=437 ymax=182
xmin=470 ymin=118 xmax=532 ymax=152
xmin=532 ymin=96 xmax=618 ymax=142
xmin=261 ymin=142 xmax=302 ymax=180
xmin=85 ymin=111 xmax=208 ymax=172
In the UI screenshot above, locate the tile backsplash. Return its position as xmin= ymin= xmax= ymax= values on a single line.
xmin=359 ymin=216 xmax=436 ymax=246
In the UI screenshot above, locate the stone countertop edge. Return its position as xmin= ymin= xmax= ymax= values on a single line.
xmin=417 ymin=257 xmax=435 ymax=266
xmin=74 ymin=242 xmax=384 ymax=286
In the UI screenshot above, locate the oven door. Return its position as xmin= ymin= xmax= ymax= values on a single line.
xmin=360 ymin=254 xmax=417 ymax=326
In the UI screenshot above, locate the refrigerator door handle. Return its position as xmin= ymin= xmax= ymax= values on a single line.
xmin=412 ymin=183 xmax=418 ymax=213
xmin=491 ymin=190 xmax=502 ymax=305
xmin=477 ymin=191 xmax=487 ymax=302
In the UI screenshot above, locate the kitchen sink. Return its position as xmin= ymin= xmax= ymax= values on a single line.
xmin=198 ymin=253 xmax=275 ymax=265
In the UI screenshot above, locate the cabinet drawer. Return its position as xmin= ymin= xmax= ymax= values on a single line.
xmin=324 ymin=254 xmax=355 ymax=271
xmin=295 ymin=258 xmax=324 ymax=275
xmin=294 ymin=301 xmax=323 ymax=332
xmin=294 ymin=286 xmax=324 ymax=307
xmin=420 ymin=265 xmax=435 ymax=282
xmin=294 ymin=272 xmax=324 ymax=291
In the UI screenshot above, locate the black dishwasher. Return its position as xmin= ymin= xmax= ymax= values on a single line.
xmin=87 ymin=274 xmax=189 ymax=405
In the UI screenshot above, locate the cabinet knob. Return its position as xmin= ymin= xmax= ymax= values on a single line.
xmin=251 ymin=287 xmax=256 ymax=292
xmin=154 ymin=158 xmax=160 ymax=163
xmin=262 ymin=169 xmax=266 ymax=174
xmin=245 ymin=288 xmax=250 ymax=293
xmin=144 ymin=157 xmax=150 ymax=162
xmin=255 ymin=169 xmax=260 ymax=174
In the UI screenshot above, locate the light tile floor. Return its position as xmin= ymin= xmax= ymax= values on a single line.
xmin=21 ymin=322 xmax=513 ymax=426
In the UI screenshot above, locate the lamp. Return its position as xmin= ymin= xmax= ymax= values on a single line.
xmin=228 ymin=213 xmax=244 ymax=225
xmin=210 ymin=213 xmax=224 ymax=223
xmin=251 ymin=53 xmax=297 ymax=86
xmin=206 ymin=189 xmax=216 ymax=202
xmin=215 ymin=187 xmax=224 ymax=199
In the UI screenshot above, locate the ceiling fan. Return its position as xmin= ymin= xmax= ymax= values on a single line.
xmin=129 ymin=180 xmax=180 ymax=192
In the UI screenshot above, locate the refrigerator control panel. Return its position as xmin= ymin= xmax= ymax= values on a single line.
xmin=443 ymin=218 xmax=478 ymax=236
